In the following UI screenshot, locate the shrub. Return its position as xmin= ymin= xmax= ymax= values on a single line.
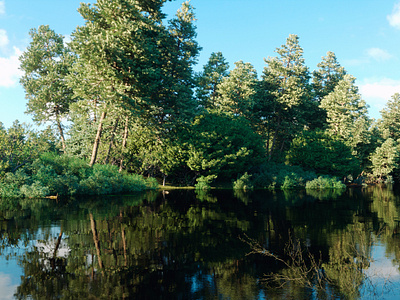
xmin=252 ymin=162 xmax=317 ymax=190
xmin=305 ymin=176 xmax=346 ymax=190
xmin=195 ymin=175 xmax=217 ymax=191
xmin=0 ymin=170 xmax=31 ymax=198
xmin=233 ymin=172 xmax=253 ymax=190
xmin=1 ymin=152 xmax=155 ymax=198
xmin=20 ymin=181 xmax=50 ymax=198
xmin=145 ymin=177 xmax=159 ymax=190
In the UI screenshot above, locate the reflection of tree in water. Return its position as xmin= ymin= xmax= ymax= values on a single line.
xmin=365 ymin=185 xmax=400 ymax=280
xmin=10 ymin=190 xmax=265 ymax=299
xmin=247 ymin=222 xmax=375 ymax=300
xmin=4 ymin=187 xmax=400 ymax=299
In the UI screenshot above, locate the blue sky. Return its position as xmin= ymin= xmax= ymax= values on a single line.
xmin=1 ymin=0 xmax=400 ymax=128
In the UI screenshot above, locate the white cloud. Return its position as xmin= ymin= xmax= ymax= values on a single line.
xmin=387 ymin=2 xmax=400 ymax=29
xmin=345 ymin=48 xmax=394 ymax=67
xmin=0 ymin=273 xmax=18 ymax=300
xmin=366 ymin=48 xmax=393 ymax=62
xmin=0 ymin=1 xmax=5 ymax=15
xmin=0 ymin=29 xmax=9 ymax=49
xmin=0 ymin=46 xmax=23 ymax=87
xmin=358 ymin=78 xmax=400 ymax=118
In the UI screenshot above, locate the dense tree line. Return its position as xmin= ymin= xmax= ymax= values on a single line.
xmin=2 ymin=0 xmax=400 ymax=195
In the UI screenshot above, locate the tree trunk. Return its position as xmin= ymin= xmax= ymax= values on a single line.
xmin=104 ymin=117 xmax=119 ymax=164
xmin=56 ymin=115 xmax=66 ymax=151
xmin=90 ymin=110 xmax=107 ymax=167
xmin=269 ymin=116 xmax=281 ymax=161
xmin=119 ymin=116 xmax=129 ymax=172
xmin=90 ymin=213 xmax=104 ymax=272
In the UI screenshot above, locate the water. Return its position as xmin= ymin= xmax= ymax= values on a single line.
xmin=1 ymin=186 xmax=400 ymax=299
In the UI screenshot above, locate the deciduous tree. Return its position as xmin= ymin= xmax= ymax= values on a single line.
xmin=19 ymin=25 xmax=75 ymax=151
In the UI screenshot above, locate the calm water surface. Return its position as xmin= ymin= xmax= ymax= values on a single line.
xmin=1 ymin=186 xmax=400 ymax=299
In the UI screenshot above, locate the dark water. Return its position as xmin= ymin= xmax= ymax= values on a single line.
xmin=1 ymin=186 xmax=400 ymax=299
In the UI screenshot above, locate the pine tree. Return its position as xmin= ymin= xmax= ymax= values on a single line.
xmin=370 ymin=138 xmax=398 ymax=182
xmin=380 ymin=93 xmax=400 ymax=141
xmin=68 ymin=0 xmax=173 ymax=166
xmin=320 ymin=74 xmax=371 ymax=160
xmin=311 ymin=51 xmax=347 ymax=129
xmin=158 ymin=0 xmax=202 ymax=124
xmin=259 ymin=34 xmax=312 ymax=160
xmin=312 ymin=51 xmax=347 ymax=102
xmin=215 ymin=60 xmax=258 ymax=118
xmin=196 ymin=51 xmax=229 ymax=110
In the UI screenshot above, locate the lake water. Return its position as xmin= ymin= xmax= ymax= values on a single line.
xmin=1 ymin=186 xmax=400 ymax=299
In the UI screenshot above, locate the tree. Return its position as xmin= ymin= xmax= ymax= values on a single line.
xmin=162 ymin=1 xmax=201 ymax=123
xmin=215 ymin=60 xmax=258 ymax=118
xmin=312 ymin=51 xmax=347 ymax=103
xmin=19 ymin=25 xmax=75 ymax=151
xmin=319 ymin=74 xmax=371 ymax=161
xmin=311 ymin=51 xmax=347 ymax=129
xmin=258 ymin=34 xmax=313 ymax=160
xmin=186 ymin=112 xmax=265 ymax=180
xmin=370 ymin=138 xmax=399 ymax=182
xmin=196 ymin=51 xmax=229 ymax=110
xmin=0 ymin=121 xmax=57 ymax=176
xmin=68 ymin=0 xmax=200 ymax=166
xmin=380 ymin=93 xmax=400 ymax=141
xmin=68 ymin=0 xmax=166 ymax=166
xmin=286 ymin=130 xmax=360 ymax=178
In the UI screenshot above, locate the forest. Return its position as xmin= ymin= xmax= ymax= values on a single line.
xmin=1 ymin=0 xmax=400 ymax=198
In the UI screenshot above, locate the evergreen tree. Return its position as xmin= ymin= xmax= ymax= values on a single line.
xmin=259 ymin=34 xmax=312 ymax=160
xmin=163 ymin=1 xmax=201 ymax=123
xmin=68 ymin=0 xmax=174 ymax=166
xmin=286 ymin=130 xmax=360 ymax=178
xmin=320 ymin=74 xmax=371 ymax=162
xmin=215 ymin=60 xmax=258 ymax=118
xmin=312 ymin=51 xmax=347 ymax=102
xmin=311 ymin=51 xmax=347 ymax=129
xmin=370 ymin=138 xmax=399 ymax=182
xmin=380 ymin=93 xmax=400 ymax=141
xmin=19 ymin=25 xmax=75 ymax=151
xmin=196 ymin=51 xmax=229 ymax=110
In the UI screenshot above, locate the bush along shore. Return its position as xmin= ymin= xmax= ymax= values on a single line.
xmin=0 ymin=153 xmax=158 ymax=199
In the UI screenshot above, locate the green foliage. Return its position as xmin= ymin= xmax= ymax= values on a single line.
xmin=258 ymin=34 xmax=313 ymax=159
xmin=233 ymin=173 xmax=254 ymax=190
xmin=252 ymin=162 xmax=316 ymax=190
xmin=195 ymin=175 xmax=217 ymax=191
xmin=0 ymin=152 xmax=155 ymax=198
xmin=369 ymin=138 xmax=399 ymax=182
xmin=312 ymin=51 xmax=347 ymax=103
xmin=196 ymin=51 xmax=229 ymax=109
xmin=19 ymin=25 xmax=75 ymax=150
xmin=0 ymin=170 xmax=30 ymax=198
xmin=187 ymin=112 xmax=265 ymax=180
xmin=0 ymin=121 xmax=57 ymax=176
xmin=305 ymin=176 xmax=346 ymax=190
xmin=215 ymin=60 xmax=258 ymax=118
xmin=319 ymin=74 xmax=372 ymax=163
xmin=286 ymin=130 xmax=360 ymax=178
xmin=380 ymin=93 xmax=400 ymax=141
xmin=20 ymin=181 xmax=50 ymax=198
xmin=79 ymin=164 xmax=147 ymax=195
xmin=310 ymin=51 xmax=347 ymax=129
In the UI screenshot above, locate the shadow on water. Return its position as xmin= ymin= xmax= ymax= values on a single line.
xmin=1 ymin=186 xmax=400 ymax=299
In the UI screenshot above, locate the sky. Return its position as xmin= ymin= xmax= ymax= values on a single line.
xmin=1 ymin=0 xmax=400 ymax=129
